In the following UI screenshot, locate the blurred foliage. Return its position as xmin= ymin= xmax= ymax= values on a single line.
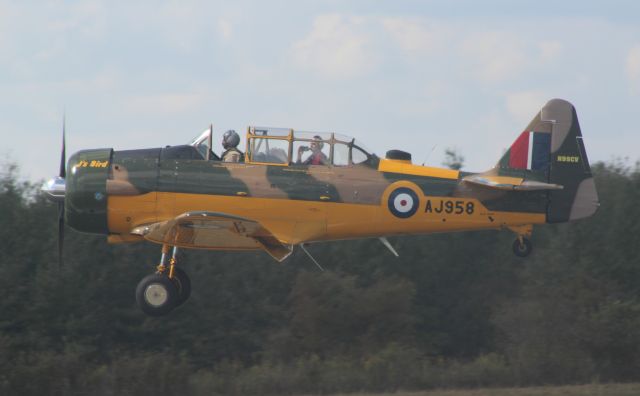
xmin=442 ymin=148 xmax=465 ymax=170
xmin=1 ymin=159 xmax=640 ymax=394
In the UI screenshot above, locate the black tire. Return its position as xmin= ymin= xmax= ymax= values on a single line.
xmin=170 ymin=267 xmax=191 ymax=307
xmin=512 ymin=238 xmax=533 ymax=257
xmin=135 ymin=273 xmax=179 ymax=316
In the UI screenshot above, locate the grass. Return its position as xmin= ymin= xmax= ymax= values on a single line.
xmin=324 ymin=383 xmax=640 ymax=396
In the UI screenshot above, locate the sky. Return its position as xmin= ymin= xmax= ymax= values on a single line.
xmin=2 ymin=0 xmax=640 ymax=182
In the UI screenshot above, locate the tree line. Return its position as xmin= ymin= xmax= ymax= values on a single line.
xmin=1 ymin=159 xmax=639 ymax=395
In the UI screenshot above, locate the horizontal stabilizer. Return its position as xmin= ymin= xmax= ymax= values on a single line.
xmin=463 ymin=175 xmax=563 ymax=191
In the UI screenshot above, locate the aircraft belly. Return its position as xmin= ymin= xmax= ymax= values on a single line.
xmin=167 ymin=193 xmax=326 ymax=244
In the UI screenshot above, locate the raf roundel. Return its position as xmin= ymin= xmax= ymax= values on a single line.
xmin=388 ymin=187 xmax=420 ymax=218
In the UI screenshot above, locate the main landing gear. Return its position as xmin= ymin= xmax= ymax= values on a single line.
xmin=509 ymin=224 xmax=533 ymax=258
xmin=136 ymin=244 xmax=191 ymax=316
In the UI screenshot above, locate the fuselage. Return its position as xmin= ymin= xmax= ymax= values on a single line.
xmin=65 ymin=145 xmax=547 ymax=247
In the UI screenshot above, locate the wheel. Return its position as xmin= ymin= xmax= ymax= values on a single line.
xmin=170 ymin=267 xmax=191 ymax=307
xmin=135 ymin=273 xmax=179 ymax=316
xmin=512 ymin=237 xmax=533 ymax=257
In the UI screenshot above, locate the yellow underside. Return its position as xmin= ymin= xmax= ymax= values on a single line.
xmin=108 ymin=191 xmax=546 ymax=246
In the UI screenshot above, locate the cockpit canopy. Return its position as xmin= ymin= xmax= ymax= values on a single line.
xmin=190 ymin=126 xmax=374 ymax=166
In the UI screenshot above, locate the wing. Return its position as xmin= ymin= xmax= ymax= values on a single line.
xmin=130 ymin=211 xmax=292 ymax=262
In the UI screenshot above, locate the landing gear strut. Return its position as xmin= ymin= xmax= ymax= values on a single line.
xmin=136 ymin=245 xmax=191 ymax=316
xmin=508 ymin=224 xmax=533 ymax=258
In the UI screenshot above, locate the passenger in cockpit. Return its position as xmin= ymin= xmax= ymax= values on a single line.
xmin=297 ymin=135 xmax=327 ymax=165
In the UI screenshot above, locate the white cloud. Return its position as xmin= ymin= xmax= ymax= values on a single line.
xmin=18 ymin=68 xmax=121 ymax=96
xmin=118 ymin=1 xmax=212 ymax=52
xmin=460 ymin=32 xmax=529 ymax=82
xmin=381 ymin=17 xmax=445 ymax=54
xmin=626 ymin=45 xmax=640 ymax=94
xmin=538 ymin=40 xmax=562 ymax=62
xmin=45 ymin=0 xmax=107 ymax=38
xmin=292 ymin=14 xmax=375 ymax=78
xmin=505 ymin=91 xmax=548 ymax=125
xmin=459 ymin=33 xmax=563 ymax=83
xmin=124 ymin=93 xmax=205 ymax=115
xmin=218 ymin=18 xmax=233 ymax=40
xmin=0 ymin=2 xmax=22 ymax=61
xmin=0 ymin=1 xmax=109 ymax=73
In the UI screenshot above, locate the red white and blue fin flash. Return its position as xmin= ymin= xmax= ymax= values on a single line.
xmin=508 ymin=131 xmax=551 ymax=170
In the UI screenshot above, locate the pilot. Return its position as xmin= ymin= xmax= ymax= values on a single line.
xmin=221 ymin=130 xmax=244 ymax=163
xmin=297 ymin=135 xmax=327 ymax=165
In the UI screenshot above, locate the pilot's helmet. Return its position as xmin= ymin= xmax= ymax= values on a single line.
xmin=222 ymin=130 xmax=240 ymax=149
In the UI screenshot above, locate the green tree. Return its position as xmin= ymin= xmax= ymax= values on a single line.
xmin=442 ymin=148 xmax=465 ymax=170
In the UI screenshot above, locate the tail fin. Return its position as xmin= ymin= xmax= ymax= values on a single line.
xmin=496 ymin=99 xmax=599 ymax=223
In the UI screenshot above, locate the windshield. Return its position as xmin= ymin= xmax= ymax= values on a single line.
xmin=189 ymin=127 xmax=213 ymax=159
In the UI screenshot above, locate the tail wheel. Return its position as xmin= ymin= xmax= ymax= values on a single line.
xmin=136 ymin=274 xmax=179 ymax=316
xmin=512 ymin=237 xmax=533 ymax=257
xmin=170 ymin=267 xmax=192 ymax=307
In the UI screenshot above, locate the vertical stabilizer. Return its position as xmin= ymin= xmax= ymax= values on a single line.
xmin=495 ymin=99 xmax=599 ymax=223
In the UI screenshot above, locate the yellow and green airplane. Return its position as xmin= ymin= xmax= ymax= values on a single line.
xmin=43 ymin=99 xmax=598 ymax=316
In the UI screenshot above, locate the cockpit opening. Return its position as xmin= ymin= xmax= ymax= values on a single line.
xmin=188 ymin=125 xmax=375 ymax=166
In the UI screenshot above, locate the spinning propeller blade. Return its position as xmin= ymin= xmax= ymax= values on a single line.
xmin=58 ymin=117 xmax=66 ymax=266
xmin=58 ymin=202 xmax=64 ymax=266
xmin=60 ymin=115 xmax=66 ymax=179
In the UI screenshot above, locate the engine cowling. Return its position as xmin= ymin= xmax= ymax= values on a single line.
xmin=65 ymin=148 xmax=113 ymax=234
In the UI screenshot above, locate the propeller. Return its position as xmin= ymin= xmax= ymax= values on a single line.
xmin=57 ymin=116 xmax=66 ymax=266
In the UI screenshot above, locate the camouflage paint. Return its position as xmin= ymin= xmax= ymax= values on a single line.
xmin=491 ymin=99 xmax=598 ymax=222
xmin=65 ymin=99 xmax=597 ymax=250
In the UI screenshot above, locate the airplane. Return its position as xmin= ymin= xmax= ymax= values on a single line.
xmin=42 ymin=99 xmax=599 ymax=316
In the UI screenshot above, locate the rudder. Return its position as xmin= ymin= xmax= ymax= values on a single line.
xmin=543 ymin=99 xmax=598 ymax=222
